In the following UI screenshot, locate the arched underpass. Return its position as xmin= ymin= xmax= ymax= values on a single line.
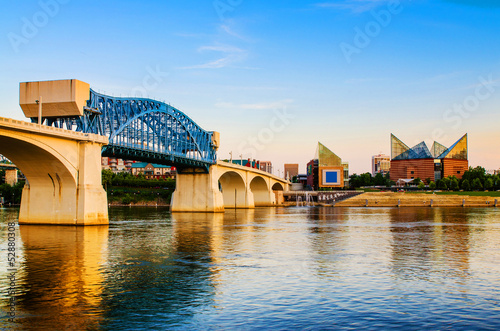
xmin=250 ymin=176 xmax=272 ymax=207
xmin=0 ymin=118 xmax=108 ymax=224
xmin=219 ymin=171 xmax=248 ymax=208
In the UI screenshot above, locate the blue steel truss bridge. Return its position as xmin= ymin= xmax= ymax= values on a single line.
xmin=32 ymin=87 xmax=218 ymax=172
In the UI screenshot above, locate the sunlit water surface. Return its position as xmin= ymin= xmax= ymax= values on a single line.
xmin=1 ymin=207 xmax=500 ymax=330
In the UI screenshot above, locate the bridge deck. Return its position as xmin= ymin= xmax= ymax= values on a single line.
xmin=0 ymin=117 xmax=108 ymax=144
xmin=216 ymin=160 xmax=289 ymax=184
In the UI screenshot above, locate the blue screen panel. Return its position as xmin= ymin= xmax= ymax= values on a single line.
xmin=325 ymin=171 xmax=338 ymax=184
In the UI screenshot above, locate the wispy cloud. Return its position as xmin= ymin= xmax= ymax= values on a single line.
xmin=215 ymin=99 xmax=294 ymax=111
xmin=180 ymin=43 xmax=246 ymax=69
xmin=219 ymin=24 xmax=246 ymax=40
xmin=198 ymin=44 xmax=243 ymax=53
xmin=181 ymin=21 xmax=251 ymax=70
xmin=316 ymin=0 xmax=390 ymax=13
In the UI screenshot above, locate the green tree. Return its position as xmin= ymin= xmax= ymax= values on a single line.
xmin=461 ymin=179 xmax=470 ymax=191
xmin=441 ymin=177 xmax=451 ymax=190
xmin=425 ymin=178 xmax=431 ymax=185
xmin=462 ymin=166 xmax=486 ymax=185
xmin=493 ymin=175 xmax=500 ymax=190
xmin=450 ymin=178 xmax=459 ymax=191
xmin=413 ymin=177 xmax=421 ymax=186
xmin=429 ymin=181 xmax=436 ymax=190
xmin=484 ymin=178 xmax=493 ymax=191
xmin=374 ymin=172 xmax=385 ymax=186
xmin=0 ymin=182 xmax=24 ymax=204
xmin=418 ymin=182 xmax=425 ymax=190
xmin=102 ymin=169 xmax=114 ymax=190
xmin=438 ymin=179 xmax=448 ymax=190
xmin=435 ymin=179 xmax=442 ymax=189
xmin=349 ymin=174 xmax=361 ymax=188
xmin=472 ymin=178 xmax=483 ymax=191
xmin=360 ymin=173 xmax=373 ymax=187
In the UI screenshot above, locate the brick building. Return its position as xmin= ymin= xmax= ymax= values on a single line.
xmin=284 ymin=163 xmax=299 ymax=180
xmin=390 ymin=134 xmax=468 ymax=184
xmin=131 ymin=162 xmax=175 ymax=179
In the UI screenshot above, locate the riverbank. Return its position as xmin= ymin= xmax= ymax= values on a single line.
xmin=108 ymin=201 xmax=169 ymax=207
xmin=107 ymin=191 xmax=499 ymax=208
xmin=334 ymin=192 xmax=498 ymax=207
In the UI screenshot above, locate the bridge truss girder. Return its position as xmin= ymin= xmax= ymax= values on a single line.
xmin=33 ymin=89 xmax=217 ymax=169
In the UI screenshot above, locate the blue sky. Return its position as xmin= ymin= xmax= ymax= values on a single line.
xmin=1 ymin=0 xmax=499 ymax=175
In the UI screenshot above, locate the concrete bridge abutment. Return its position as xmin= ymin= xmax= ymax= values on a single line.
xmin=0 ymin=117 xmax=109 ymax=225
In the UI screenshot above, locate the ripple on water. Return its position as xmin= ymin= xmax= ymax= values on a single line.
xmin=1 ymin=207 xmax=499 ymax=330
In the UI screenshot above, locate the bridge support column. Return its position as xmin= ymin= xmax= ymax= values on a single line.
xmin=171 ymin=168 xmax=224 ymax=212
xmin=18 ymin=141 xmax=108 ymax=225
xmin=244 ymin=187 xmax=255 ymax=208
xmin=75 ymin=141 xmax=109 ymax=225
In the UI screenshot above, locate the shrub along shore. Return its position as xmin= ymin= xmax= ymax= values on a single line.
xmin=102 ymin=170 xmax=174 ymax=206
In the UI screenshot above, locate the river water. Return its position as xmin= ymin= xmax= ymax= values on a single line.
xmin=1 ymin=206 xmax=500 ymax=330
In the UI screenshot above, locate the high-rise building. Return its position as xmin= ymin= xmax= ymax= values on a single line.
xmin=372 ymin=154 xmax=390 ymax=176
xmin=284 ymin=163 xmax=299 ymax=180
xmin=390 ymin=133 xmax=468 ymax=183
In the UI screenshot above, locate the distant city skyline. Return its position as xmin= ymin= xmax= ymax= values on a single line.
xmin=1 ymin=0 xmax=499 ymax=175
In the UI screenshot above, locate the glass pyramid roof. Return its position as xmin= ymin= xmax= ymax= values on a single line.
xmin=393 ymin=141 xmax=433 ymax=160
xmin=391 ymin=134 xmax=410 ymax=160
xmin=438 ymin=134 xmax=468 ymax=160
xmin=315 ymin=142 xmax=342 ymax=166
xmin=391 ymin=134 xmax=468 ymax=160
xmin=431 ymin=141 xmax=447 ymax=158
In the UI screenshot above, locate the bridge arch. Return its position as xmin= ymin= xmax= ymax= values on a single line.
xmin=0 ymin=118 xmax=108 ymax=224
xmin=106 ymin=109 xmax=210 ymax=162
xmin=43 ymin=86 xmax=218 ymax=170
xmin=272 ymin=182 xmax=284 ymax=191
xmin=89 ymin=91 xmax=217 ymax=169
xmin=250 ymin=176 xmax=272 ymax=206
xmin=218 ymin=171 xmax=248 ymax=208
xmin=0 ymin=135 xmax=77 ymax=185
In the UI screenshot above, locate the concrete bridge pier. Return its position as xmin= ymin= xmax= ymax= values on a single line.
xmin=18 ymin=140 xmax=108 ymax=225
xmin=170 ymin=168 xmax=225 ymax=212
